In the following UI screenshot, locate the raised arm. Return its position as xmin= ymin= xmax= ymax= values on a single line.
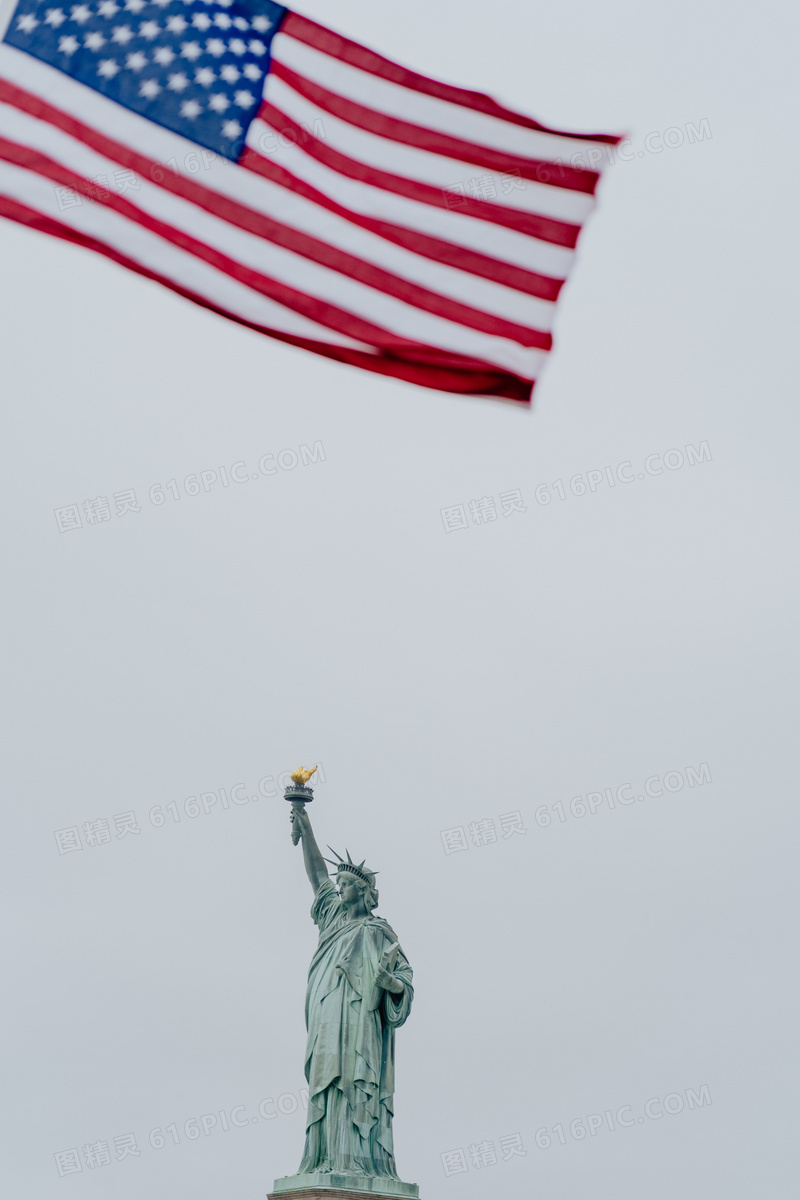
xmin=290 ymin=804 xmax=329 ymax=895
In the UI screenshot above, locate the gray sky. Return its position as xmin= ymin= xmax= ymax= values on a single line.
xmin=1 ymin=0 xmax=798 ymax=1198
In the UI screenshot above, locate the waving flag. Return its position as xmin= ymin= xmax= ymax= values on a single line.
xmin=0 ymin=0 xmax=620 ymax=400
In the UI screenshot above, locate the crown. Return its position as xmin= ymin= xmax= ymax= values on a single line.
xmin=323 ymin=847 xmax=378 ymax=886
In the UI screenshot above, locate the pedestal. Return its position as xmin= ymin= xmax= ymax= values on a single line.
xmin=269 ymin=1173 xmax=419 ymax=1199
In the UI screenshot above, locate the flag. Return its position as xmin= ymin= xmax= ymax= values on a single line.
xmin=0 ymin=0 xmax=621 ymax=401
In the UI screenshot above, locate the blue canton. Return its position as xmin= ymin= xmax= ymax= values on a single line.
xmin=4 ymin=0 xmax=286 ymax=159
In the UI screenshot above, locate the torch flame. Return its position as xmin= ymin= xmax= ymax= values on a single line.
xmin=291 ymin=765 xmax=318 ymax=786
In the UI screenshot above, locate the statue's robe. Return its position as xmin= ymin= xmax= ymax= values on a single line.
xmin=297 ymin=879 xmax=413 ymax=1177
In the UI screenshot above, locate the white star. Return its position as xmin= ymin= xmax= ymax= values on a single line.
xmin=217 ymin=0 xmax=232 ymax=8
xmin=44 ymin=8 xmax=67 ymax=27
xmin=180 ymin=41 xmax=202 ymax=60
xmin=58 ymin=33 xmax=80 ymax=52
xmin=152 ymin=45 xmax=174 ymax=65
xmin=221 ymin=119 xmax=242 ymax=139
xmin=97 ymin=57 xmax=119 ymax=76
xmin=111 ymin=24 xmax=134 ymax=43
xmin=70 ymin=4 xmax=92 ymax=22
xmin=243 ymin=62 xmax=261 ymax=81
xmin=191 ymin=11 xmax=210 ymax=30
xmin=16 ymin=13 xmax=39 ymax=32
xmin=248 ymin=39 xmax=266 ymax=56
xmin=219 ymin=63 xmax=238 ymax=82
xmin=232 ymin=16 xmax=248 ymax=30
xmin=207 ymin=92 xmax=229 ymax=112
xmin=97 ymin=0 xmax=119 ymax=16
xmin=84 ymin=30 xmax=106 ymax=48
xmin=251 ymin=15 xmax=272 ymax=33
xmin=229 ymin=38 xmax=246 ymax=55
xmin=139 ymin=77 xmax=161 ymax=98
xmin=166 ymin=71 xmax=189 ymax=91
xmin=180 ymin=98 xmax=202 ymax=119
xmin=194 ymin=66 xmax=215 ymax=86
xmin=139 ymin=19 xmax=159 ymax=38
xmin=124 ymin=0 xmax=146 ymax=10
xmin=233 ymin=89 xmax=254 ymax=108
xmin=125 ymin=49 xmax=147 ymax=69
xmin=212 ymin=13 xmax=230 ymax=29
xmin=205 ymin=38 xmax=225 ymax=56
xmin=165 ymin=14 xmax=187 ymax=33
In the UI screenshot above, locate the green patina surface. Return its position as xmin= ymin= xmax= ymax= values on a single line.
xmin=272 ymin=795 xmax=418 ymax=1196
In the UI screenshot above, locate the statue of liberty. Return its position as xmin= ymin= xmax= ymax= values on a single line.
xmin=271 ymin=791 xmax=417 ymax=1197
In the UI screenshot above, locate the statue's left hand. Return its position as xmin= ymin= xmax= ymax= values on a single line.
xmin=374 ymin=965 xmax=404 ymax=994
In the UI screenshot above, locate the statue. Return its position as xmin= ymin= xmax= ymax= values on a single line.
xmin=270 ymin=777 xmax=418 ymax=1198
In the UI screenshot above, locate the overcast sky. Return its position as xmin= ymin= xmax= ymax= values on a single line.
xmin=1 ymin=1 xmax=799 ymax=1198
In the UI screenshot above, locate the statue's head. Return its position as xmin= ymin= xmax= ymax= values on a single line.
xmin=325 ymin=849 xmax=379 ymax=913
xmin=336 ymin=865 xmax=379 ymax=913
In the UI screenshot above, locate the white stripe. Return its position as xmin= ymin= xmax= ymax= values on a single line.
xmin=247 ymin=117 xmax=574 ymax=280
xmin=162 ymin=151 xmax=557 ymax=332
xmin=203 ymin=152 xmax=558 ymax=332
xmin=0 ymin=110 xmax=545 ymax=377
xmin=193 ymin=154 xmax=558 ymax=333
xmin=0 ymin=88 xmax=557 ymax=331
xmin=0 ymin=45 xmax=575 ymax=280
xmin=265 ymin=74 xmax=594 ymax=226
xmin=274 ymin=31 xmax=612 ymax=167
xmin=0 ymin=157 xmax=375 ymax=351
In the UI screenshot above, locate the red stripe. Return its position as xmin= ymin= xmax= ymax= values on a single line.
xmin=260 ymin=101 xmax=580 ymax=248
xmin=240 ymin=145 xmax=563 ymax=302
xmin=0 ymin=77 xmax=553 ymax=343
xmin=0 ymin=193 xmax=531 ymax=400
xmin=269 ymin=58 xmax=598 ymax=194
xmin=281 ymin=12 xmax=622 ymax=146
xmin=0 ymin=138 xmax=537 ymax=378
xmin=0 ymin=77 xmax=564 ymax=304
xmin=0 ymin=136 xmax=439 ymax=356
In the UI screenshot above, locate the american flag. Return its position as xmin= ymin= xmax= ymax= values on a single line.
xmin=0 ymin=0 xmax=620 ymax=401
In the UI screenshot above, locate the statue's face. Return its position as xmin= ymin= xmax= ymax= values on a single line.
xmin=337 ymin=874 xmax=362 ymax=906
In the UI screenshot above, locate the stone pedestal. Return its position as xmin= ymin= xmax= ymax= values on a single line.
xmin=269 ymin=1174 xmax=419 ymax=1199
